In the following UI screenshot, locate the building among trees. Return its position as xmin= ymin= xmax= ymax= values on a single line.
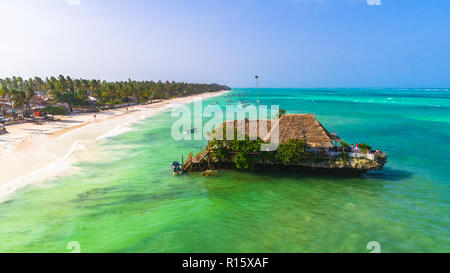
xmin=182 ymin=114 xmax=387 ymax=174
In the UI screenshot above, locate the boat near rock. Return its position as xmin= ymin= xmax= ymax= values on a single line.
xmin=183 ymin=128 xmax=198 ymax=134
xmin=176 ymin=114 xmax=387 ymax=175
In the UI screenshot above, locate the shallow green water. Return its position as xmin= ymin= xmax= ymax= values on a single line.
xmin=1 ymin=88 xmax=449 ymax=252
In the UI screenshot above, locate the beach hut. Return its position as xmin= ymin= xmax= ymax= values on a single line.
xmin=0 ymin=99 xmax=12 ymax=116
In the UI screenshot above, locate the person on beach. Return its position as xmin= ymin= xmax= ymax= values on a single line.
xmin=351 ymin=144 xmax=355 ymax=152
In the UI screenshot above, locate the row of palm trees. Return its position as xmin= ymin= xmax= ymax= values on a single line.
xmin=0 ymin=76 xmax=230 ymax=116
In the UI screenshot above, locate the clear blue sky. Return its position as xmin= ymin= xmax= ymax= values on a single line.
xmin=0 ymin=0 xmax=448 ymax=88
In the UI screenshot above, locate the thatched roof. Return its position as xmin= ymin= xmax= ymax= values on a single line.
xmin=273 ymin=114 xmax=336 ymax=147
xmin=211 ymin=119 xmax=271 ymax=139
xmin=211 ymin=114 xmax=339 ymax=148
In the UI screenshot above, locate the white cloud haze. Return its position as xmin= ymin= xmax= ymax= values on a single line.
xmin=0 ymin=0 xmax=447 ymax=88
xmin=367 ymin=0 xmax=381 ymax=6
xmin=66 ymin=0 xmax=81 ymax=6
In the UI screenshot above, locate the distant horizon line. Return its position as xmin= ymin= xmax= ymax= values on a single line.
xmin=230 ymin=87 xmax=450 ymax=90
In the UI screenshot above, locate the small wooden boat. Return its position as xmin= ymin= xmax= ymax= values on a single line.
xmin=238 ymin=102 xmax=250 ymax=109
xmin=172 ymin=161 xmax=183 ymax=175
xmin=183 ymin=128 xmax=198 ymax=134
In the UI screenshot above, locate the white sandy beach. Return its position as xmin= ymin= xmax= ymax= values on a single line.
xmin=0 ymin=90 xmax=228 ymax=201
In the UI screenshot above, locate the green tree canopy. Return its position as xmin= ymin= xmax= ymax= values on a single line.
xmin=275 ymin=139 xmax=308 ymax=163
xmin=0 ymin=76 xmax=230 ymax=115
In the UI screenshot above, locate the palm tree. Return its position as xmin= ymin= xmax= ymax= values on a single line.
xmin=16 ymin=76 xmax=23 ymax=89
xmin=24 ymin=85 xmax=35 ymax=117
xmin=0 ymin=85 xmax=9 ymax=98
xmin=57 ymin=75 xmax=66 ymax=92
xmin=33 ymin=77 xmax=44 ymax=90
xmin=9 ymin=89 xmax=26 ymax=111
xmin=1 ymin=76 xmax=231 ymax=116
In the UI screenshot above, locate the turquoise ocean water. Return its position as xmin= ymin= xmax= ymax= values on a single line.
xmin=0 ymin=88 xmax=449 ymax=252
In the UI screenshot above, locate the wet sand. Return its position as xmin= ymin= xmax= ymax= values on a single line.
xmin=0 ymin=91 xmax=228 ymax=201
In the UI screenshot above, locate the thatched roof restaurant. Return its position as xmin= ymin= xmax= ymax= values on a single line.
xmin=180 ymin=113 xmax=387 ymax=174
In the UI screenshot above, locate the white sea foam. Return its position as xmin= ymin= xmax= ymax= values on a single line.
xmin=95 ymin=124 xmax=134 ymax=141
xmin=0 ymin=140 xmax=85 ymax=202
xmin=0 ymin=91 xmax=230 ymax=202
